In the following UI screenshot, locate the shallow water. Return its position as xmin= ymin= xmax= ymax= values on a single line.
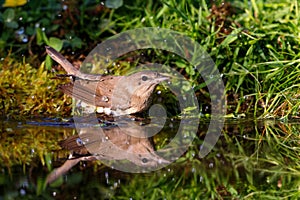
xmin=0 ymin=118 xmax=299 ymax=199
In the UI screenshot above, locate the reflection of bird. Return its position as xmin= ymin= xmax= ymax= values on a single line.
xmin=46 ymin=123 xmax=170 ymax=184
xmin=46 ymin=46 xmax=169 ymax=116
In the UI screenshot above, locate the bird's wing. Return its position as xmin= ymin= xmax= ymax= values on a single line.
xmin=58 ymin=81 xmax=111 ymax=107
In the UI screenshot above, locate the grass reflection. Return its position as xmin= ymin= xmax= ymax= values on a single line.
xmin=0 ymin=119 xmax=299 ymax=199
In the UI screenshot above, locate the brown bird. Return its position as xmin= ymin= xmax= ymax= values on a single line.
xmin=46 ymin=122 xmax=170 ymax=184
xmin=46 ymin=46 xmax=169 ymax=116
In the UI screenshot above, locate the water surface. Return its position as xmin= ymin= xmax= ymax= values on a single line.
xmin=0 ymin=118 xmax=299 ymax=199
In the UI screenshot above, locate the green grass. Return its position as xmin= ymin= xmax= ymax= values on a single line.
xmin=0 ymin=1 xmax=299 ymax=198
xmin=0 ymin=0 xmax=299 ymax=118
xmin=0 ymin=0 xmax=300 ymax=199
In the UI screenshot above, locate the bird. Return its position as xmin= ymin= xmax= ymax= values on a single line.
xmin=46 ymin=121 xmax=170 ymax=184
xmin=45 ymin=46 xmax=169 ymax=116
xmin=45 ymin=47 xmax=171 ymax=184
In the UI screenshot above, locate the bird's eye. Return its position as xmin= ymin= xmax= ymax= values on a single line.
xmin=141 ymin=75 xmax=148 ymax=81
xmin=142 ymin=158 xmax=148 ymax=163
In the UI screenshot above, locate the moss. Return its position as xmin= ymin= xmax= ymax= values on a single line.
xmin=0 ymin=55 xmax=72 ymax=119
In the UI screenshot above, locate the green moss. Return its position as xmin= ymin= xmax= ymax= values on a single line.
xmin=0 ymin=56 xmax=72 ymax=119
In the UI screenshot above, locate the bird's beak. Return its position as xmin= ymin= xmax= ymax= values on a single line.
xmin=156 ymin=73 xmax=170 ymax=82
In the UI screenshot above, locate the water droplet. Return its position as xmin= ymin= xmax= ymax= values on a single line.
xmin=113 ymin=182 xmax=118 ymax=188
xmin=205 ymin=106 xmax=209 ymax=111
xmin=105 ymin=171 xmax=109 ymax=184
xmin=102 ymin=96 xmax=109 ymax=102
xmin=199 ymin=176 xmax=203 ymax=182
xmin=76 ymin=138 xmax=83 ymax=146
xmin=20 ymin=188 xmax=26 ymax=195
